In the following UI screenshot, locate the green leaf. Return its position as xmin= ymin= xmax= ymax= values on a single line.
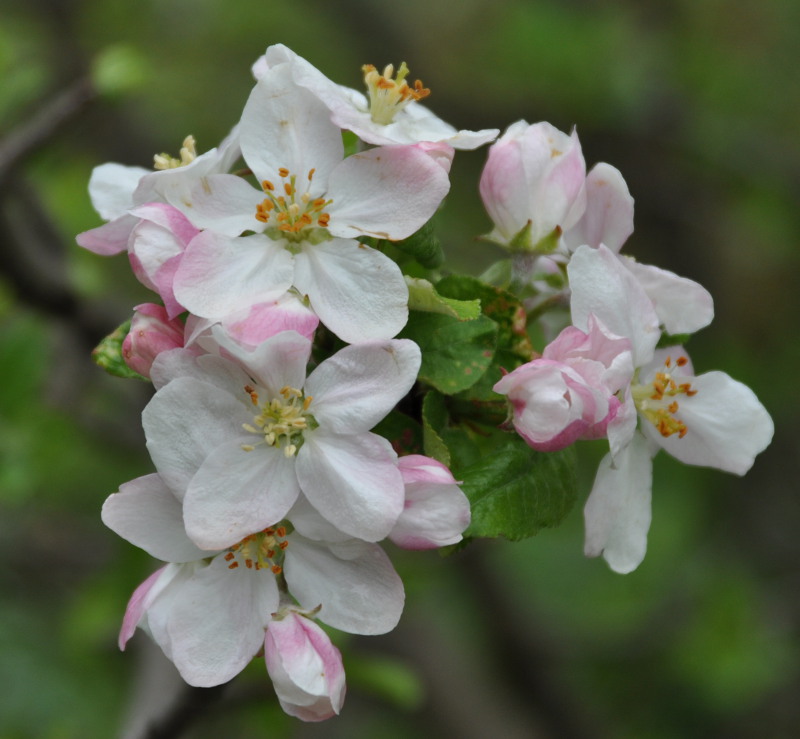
xmin=400 ymin=311 xmax=497 ymax=395
xmin=460 ymin=437 xmax=577 ymax=540
xmin=406 ymin=276 xmax=481 ymax=321
xmin=92 ymin=320 xmax=148 ymax=381
xmin=372 ymin=410 xmax=423 ymax=456
xmin=391 ymin=218 xmax=444 ymax=268
xmin=421 ymin=391 xmax=450 ymax=465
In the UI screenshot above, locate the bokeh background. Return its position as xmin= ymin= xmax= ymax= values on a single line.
xmin=1 ymin=0 xmax=798 ymax=737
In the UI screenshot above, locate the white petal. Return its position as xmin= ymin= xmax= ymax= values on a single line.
xmin=641 ymin=369 xmax=773 ymax=475
xmin=622 ymin=258 xmax=714 ymax=335
xmin=305 ymin=340 xmax=420 ymax=433
xmin=295 ymin=431 xmax=403 ymax=542
xmin=173 ymin=232 xmax=294 ymax=320
xmin=76 ymin=214 xmax=139 ymax=255
xmin=293 ymin=239 xmax=408 ymax=343
xmin=102 ymin=474 xmax=209 ymax=562
xmin=184 ymin=439 xmax=301 ymax=550
xmin=159 ymin=556 xmax=278 ymax=686
xmin=87 ymin=163 xmax=149 ymax=220
xmin=284 ymin=536 xmax=404 ymax=634
xmin=583 ymin=433 xmax=654 ymax=574
xmin=240 ymin=63 xmax=343 ymax=188
xmin=326 ymin=146 xmax=450 ymax=240
xmin=143 ymin=377 xmax=249 ymax=498
xmin=170 ymin=174 xmax=265 ymax=236
xmin=568 ymin=244 xmax=660 ymax=366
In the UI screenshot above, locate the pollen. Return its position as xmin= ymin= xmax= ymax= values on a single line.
xmin=255 ymin=167 xmax=333 ymax=240
xmin=631 ymin=355 xmax=697 ymax=439
xmin=224 ymin=526 xmax=289 ymax=573
xmin=362 ymin=61 xmax=430 ymax=125
xmin=153 ymin=135 xmax=198 ymax=170
xmin=239 ymin=383 xmax=313 ymax=456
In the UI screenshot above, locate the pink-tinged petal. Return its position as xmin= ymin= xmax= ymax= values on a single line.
xmin=173 ymin=232 xmax=294 ymax=320
xmin=264 ymin=611 xmax=346 ymax=721
xmin=416 ymin=141 xmax=455 ymax=173
xmin=86 ymin=162 xmax=150 ymax=220
xmin=76 ymin=214 xmax=139 ymax=255
xmin=183 ymin=440 xmax=301 ymax=550
xmin=218 ymin=294 xmax=319 ymax=348
xmin=119 ymin=565 xmax=174 ymax=650
xmin=563 ymin=163 xmax=634 ymax=253
xmin=171 ymin=174 xmax=265 ymax=237
xmin=143 ymin=376 xmax=249 ymax=498
xmin=390 ymin=456 xmax=470 ymax=549
xmin=122 ymin=303 xmax=185 ymax=378
xmin=326 ymin=145 xmax=450 ymax=240
xmin=305 ymin=340 xmax=421 ymax=434
xmin=293 ymin=239 xmax=408 ymax=343
xmin=639 ymin=366 xmax=774 ymax=475
xmin=240 ymin=63 xmax=343 ymax=189
xmin=127 ymin=213 xmax=189 ymax=293
xmin=159 ymin=556 xmax=278 ymax=687
xmin=480 ymin=121 xmax=585 ymax=245
xmin=583 ymin=433 xmax=654 ymax=574
xmin=284 ymin=537 xmax=405 ymax=634
xmin=568 ymin=244 xmax=660 ymax=366
xmin=622 ymin=258 xmax=714 ymax=335
xmin=129 ymin=202 xmax=199 ymax=246
xmin=102 ymin=474 xmax=208 ymax=562
xmin=296 ymin=431 xmax=403 ymax=542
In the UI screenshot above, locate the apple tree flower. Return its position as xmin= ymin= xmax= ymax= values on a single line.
xmin=122 ymin=303 xmax=187 ymax=378
xmin=569 ymin=245 xmax=774 ymax=573
xmin=103 ymin=474 xmax=404 ymax=689
xmin=143 ymin=329 xmax=421 ymax=549
xmin=493 ymin=315 xmax=633 ymax=452
xmin=76 ymin=129 xmax=241 ymax=256
xmin=172 ymin=62 xmax=451 ymax=343
xmin=254 ymin=44 xmax=499 ymax=149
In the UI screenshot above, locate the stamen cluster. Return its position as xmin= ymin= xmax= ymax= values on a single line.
xmin=153 ymin=135 xmax=198 ymax=170
xmin=224 ymin=526 xmax=289 ymax=573
xmin=255 ymin=167 xmax=332 ymax=239
xmin=632 ymin=356 xmax=697 ymax=438
xmin=241 ymin=383 xmax=312 ymax=457
xmin=362 ymin=62 xmax=430 ymax=125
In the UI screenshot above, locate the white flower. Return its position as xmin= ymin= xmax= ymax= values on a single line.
xmin=569 ymin=246 xmax=773 ymax=572
xmin=172 ymin=62 xmax=451 ymax=342
xmin=255 ymin=44 xmax=498 ymax=149
xmin=143 ymin=329 xmax=421 ymax=548
xmin=103 ymin=474 xmax=405 ymax=688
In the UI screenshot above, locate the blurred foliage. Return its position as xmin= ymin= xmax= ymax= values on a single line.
xmin=0 ymin=0 xmax=798 ymax=737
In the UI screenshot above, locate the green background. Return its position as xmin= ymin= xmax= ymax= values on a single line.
xmin=0 ymin=0 xmax=797 ymax=736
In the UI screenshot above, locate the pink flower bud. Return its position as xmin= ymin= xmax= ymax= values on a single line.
xmin=122 ymin=303 xmax=185 ymax=378
xmin=389 ymin=455 xmax=470 ymax=549
xmin=264 ymin=610 xmax=346 ymax=722
xmin=480 ymin=121 xmax=586 ymax=248
xmin=494 ymin=316 xmax=633 ymax=451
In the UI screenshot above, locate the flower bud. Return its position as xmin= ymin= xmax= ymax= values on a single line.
xmin=264 ymin=610 xmax=346 ymax=722
xmin=389 ymin=455 xmax=470 ymax=549
xmin=480 ymin=121 xmax=586 ymax=250
xmin=122 ymin=304 xmax=185 ymax=378
xmin=494 ymin=315 xmax=633 ymax=451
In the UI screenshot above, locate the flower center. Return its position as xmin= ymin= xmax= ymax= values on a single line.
xmin=255 ymin=168 xmax=332 ymax=242
xmin=224 ymin=525 xmax=289 ymax=574
xmin=240 ymin=384 xmax=314 ymax=457
xmin=153 ymin=135 xmax=198 ymax=170
xmin=362 ymin=62 xmax=430 ymax=125
xmin=631 ymin=355 xmax=697 ymax=438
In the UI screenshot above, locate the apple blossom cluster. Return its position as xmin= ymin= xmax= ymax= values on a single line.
xmin=78 ymin=44 xmax=773 ymax=719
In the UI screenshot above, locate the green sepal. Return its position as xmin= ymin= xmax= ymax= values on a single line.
xmin=460 ymin=437 xmax=578 ymax=541
xmin=478 ymin=259 xmax=513 ymax=289
xmin=405 ymin=277 xmax=481 ymax=321
xmin=91 ymin=320 xmax=148 ymax=381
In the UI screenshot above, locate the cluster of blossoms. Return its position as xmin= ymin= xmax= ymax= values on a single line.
xmin=79 ymin=44 xmax=772 ymax=720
